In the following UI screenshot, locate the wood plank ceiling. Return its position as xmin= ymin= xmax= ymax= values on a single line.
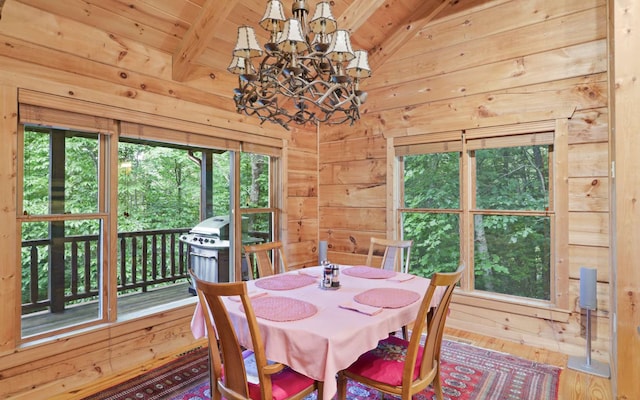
xmin=1 ymin=0 xmax=478 ymax=114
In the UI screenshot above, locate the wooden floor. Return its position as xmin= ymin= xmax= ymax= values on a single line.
xmin=444 ymin=328 xmax=612 ymax=400
xmin=64 ymin=325 xmax=613 ymax=400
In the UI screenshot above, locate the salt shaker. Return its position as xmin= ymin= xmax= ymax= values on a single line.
xmin=322 ymin=261 xmax=333 ymax=288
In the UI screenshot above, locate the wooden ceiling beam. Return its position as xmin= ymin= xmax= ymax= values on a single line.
xmin=172 ymin=0 xmax=234 ymax=82
xmin=368 ymin=0 xmax=453 ymax=71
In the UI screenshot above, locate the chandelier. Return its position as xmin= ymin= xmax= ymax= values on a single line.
xmin=228 ymin=0 xmax=371 ymax=130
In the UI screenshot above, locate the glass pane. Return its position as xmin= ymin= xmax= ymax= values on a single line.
xmin=117 ymin=141 xmax=216 ymax=313
xmin=21 ymin=219 xmax=102 ymax=337
xmin=240 ymin=153 xmax=270 ymax=208
xmin=118 ymin=142 xmax=201 ymax=230
xmin=476 ymin=145 xmax=549 ymax=211
xmin=402 ymin=212 xmax=460 ymax=277
xmin=473 ymin=214 xmax=551 ymax=300
xmin=403 ymin=152 xmax=459 ymax=209
xmin=241 ymin=212 xmax=274 ymax=280
xmin=23 ymin=128 xmax=99 ymax=215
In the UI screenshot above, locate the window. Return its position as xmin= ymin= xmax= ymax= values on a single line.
xmin=17 ymin=96 xmax=283 ymax=340
xmin=471 ymin=143 xmax=552 ymax=300
xmin=401 ymin=150 xmax=461 ymax=277
xmin=116 ymin=139 xmax=216 ymax=313
xmin=239 ymin=148 xmax=281 ymax=280
xmin=20 ymin=127 xmax=108 ymax=338
xmin=397 ymin=124 xmax=561 ymax=305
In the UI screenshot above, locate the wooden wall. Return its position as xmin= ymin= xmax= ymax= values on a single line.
xmin=611 ymin=0 xmax=640 ymax=397
xmin=0 ymin=2 xmax=318 ymax=398
xmin=320 ymin=0 xmax=611 ymax=361
xmin=2 ymin=0 xmax=638 ymax=397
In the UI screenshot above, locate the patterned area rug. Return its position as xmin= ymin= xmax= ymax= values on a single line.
xmin=82 ymin=347 xmax=210 ymax=400
xmin=84 ymin=339 xmax=561 ymax=400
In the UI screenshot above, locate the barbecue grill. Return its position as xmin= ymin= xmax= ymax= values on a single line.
xmin=180 ymin=215 xmax=261 ymax=294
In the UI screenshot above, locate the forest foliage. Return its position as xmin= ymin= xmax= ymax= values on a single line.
xmin=402 ymin=145 xmax=551 ymax=300
xmin=21 ymin=128 xmax=270 ymax=306
xmin=21 ymin=127 xmax=551 ymax=305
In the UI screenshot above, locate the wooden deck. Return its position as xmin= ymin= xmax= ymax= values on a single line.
xmin=22 ymin=282 xmax=194 ymax=338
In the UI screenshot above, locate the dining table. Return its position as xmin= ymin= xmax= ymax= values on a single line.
xmin=190 ymin=265 xmax=444 ymax=400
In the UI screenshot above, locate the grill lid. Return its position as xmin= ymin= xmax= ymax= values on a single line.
xmin=190 ymin=216 xmax=230 ymax=238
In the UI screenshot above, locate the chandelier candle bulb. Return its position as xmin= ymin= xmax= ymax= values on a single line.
xmin=229 ymin=0 xmax=371 ymax=129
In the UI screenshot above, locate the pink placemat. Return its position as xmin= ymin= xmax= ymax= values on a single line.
xmin=244 ymin=296 xmax=318 ymax=322
xmin=354 ymin=288 xmax=420 ymax=308
xmin=342 ymin=266 xmax=397 ymax=279
xmin=254 ymin=274 xmax=317 ymax=290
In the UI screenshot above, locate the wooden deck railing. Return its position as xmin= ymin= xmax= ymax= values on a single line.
xmin=21 ymin=228 xmax=191 ymax=314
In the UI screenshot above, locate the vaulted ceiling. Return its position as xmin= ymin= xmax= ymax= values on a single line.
xmin=0 ymin=0 xmax=485 ymax=123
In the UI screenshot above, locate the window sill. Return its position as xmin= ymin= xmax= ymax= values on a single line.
xmin=452 ymin=290 xmax=571 ymax=323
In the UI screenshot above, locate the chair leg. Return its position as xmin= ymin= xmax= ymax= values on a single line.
xmin=401 ymin=325 xmax=409 ymax=340
xmin=336 ymin=372 xmax=347 ymax=400
xmin=316 ymin=380 xmax=324 ymax=400
xmin=433 ymin=365 xmax=443 ymax=400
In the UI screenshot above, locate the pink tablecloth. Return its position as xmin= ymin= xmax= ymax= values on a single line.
xmin=191 ymin=266 xmax=444 ymax=400
xmin=342 ymin=265 xmax=397 ymax=279
xmin=354 ymin=288 xmax=421 ymax=308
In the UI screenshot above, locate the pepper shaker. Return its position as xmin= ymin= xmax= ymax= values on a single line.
xmin=331 ymin=264 xmax=340 ymax=288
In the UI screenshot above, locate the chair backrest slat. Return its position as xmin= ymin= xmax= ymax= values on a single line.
xmin=366 ymin=237 xmax=413 ymax=273
xmin=411 ymin=265 xmax=464 ymax=384
xmin=196 ymin=280 xmax=250 ymax=399
xmin=243 ymin=241 xmax=289 ymax=279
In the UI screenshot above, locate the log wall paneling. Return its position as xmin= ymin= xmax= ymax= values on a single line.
xmin=319 ymin=135 xmax=387 ymax=164
xmin=319 ymin=159 xmax=387 ymax=185
xmin=408 ymin=0 xmax=603 ymax=56
xmin=370 ymin=3 xmax=605 ymax=90
xmin=448 ymin=303 xmax=610 ymax=359
xmin=375 ymin=76 xmax=606 ymax=137
xmin=612 ymin=0 xmax=640 ymax=397
xmin=320 ymin=207 xmax=387 ymax=232
xmin=568 ymin=212 xmax=610 ymax=248
xmin=286 ymin=197 xmax=318 ymax=221
xmin=0 ymin=85 xmax=18 ymax=354
xmin=367 ymin=40 xmax=607 ymax=112
xmin=568 ymin=177 xmax=609 ymax=212
xmin=568 ymin=245 xmax=609 ymax=282
xmin=568 ymin=142 xmax=610 ymax=178
xmin=287 ymin=170 xmax=318 ymax=198
xmin=320 ymin=184 xmax=386 ymax=208
xmin=568 ymin=108 xmax=609 ymax=144
xmin=323 ymin=229 xmax=385 ymax=256
xmin=284 ymin=125 xmax=319 ymax=269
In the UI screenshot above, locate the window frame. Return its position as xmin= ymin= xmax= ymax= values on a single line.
xmin=393 ymin=120 xmax=570 ymax=319
xmin=15 ymin=90 xmax=285 ymax=343
xmin=17 ymin=124 xmax=111 ymax=340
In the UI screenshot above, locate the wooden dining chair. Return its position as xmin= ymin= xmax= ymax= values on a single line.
xmin=365 ymin=237 xmax=413 ymax=273
xmin=336 ymin=265 xmax=464 ymax=400
xmin=243 ymin=241 xmax=289 ymax=279
xmin=192 ymin=272 xmax=320 ymax=400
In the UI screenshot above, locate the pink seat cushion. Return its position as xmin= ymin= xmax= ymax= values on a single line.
xmin=345 ymin=335 xmax=424 ymax=386
xmin=220 ymin=351 xmax=315 ymax=400
xmin=248 ymin=368 xmax=315 ymax=400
